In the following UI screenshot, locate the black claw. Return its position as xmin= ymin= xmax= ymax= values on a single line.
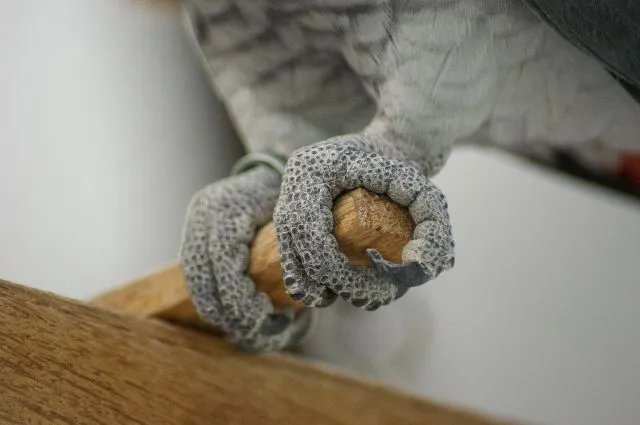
xmin=351 ymin=298 xmax=368 ymax=308
xmin=260 ymin=313 xmax=291 ymax=336
xmin=315 ymin=289 xmax=338 ymax=307
xmin=365 ymin=301 xmax=382 ymax=311
xmin=367 ymin=249 xmax=432 ymax=288
xmin=290 ymin=292 xmax=305 ymax=301
xmin=394 ymin=285 xmax=410 ymax=300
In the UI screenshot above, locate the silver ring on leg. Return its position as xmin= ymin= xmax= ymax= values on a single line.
xmin=230 ymin=152 xmax=287 ymax=177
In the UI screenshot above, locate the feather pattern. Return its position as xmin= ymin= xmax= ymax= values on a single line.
xmin=184 ymin=0 xmax=640 ymax=166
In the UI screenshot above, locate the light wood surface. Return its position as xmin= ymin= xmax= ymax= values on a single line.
xmin=0 ymin=279 xmax=520 ymax=425
xmin=92 ymin=188 xmax=414 ymax=330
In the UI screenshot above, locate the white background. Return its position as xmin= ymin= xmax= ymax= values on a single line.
xmin=2 ymin=2 xmax=640 ymax=425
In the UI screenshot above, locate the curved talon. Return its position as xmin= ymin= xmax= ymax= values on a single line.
xmin=367 ymin=249 xmax=432 ymax=288
xmin=260 ymin=312 xmax=292 ymax=336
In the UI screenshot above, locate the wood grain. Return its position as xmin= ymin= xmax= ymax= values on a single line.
xmin=0 ymin=279 xmax=520 ymax=425
xmin=92 ymin=188 xmax=414 ymax=330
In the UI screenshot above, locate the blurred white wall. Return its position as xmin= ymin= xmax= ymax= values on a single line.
xmin=0 ymin=0 xmax=243 ymax=298
xmin=2 ymin=2 xmax=640 ymax=425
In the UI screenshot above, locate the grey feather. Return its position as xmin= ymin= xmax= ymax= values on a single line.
xmin=180 ymin=0 xmax=640 ymax=352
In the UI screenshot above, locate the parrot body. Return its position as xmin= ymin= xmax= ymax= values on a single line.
xmin=179 ymin=0 xmax=640 ymax=351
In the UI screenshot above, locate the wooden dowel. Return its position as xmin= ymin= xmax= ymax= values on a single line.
xmin=92 ymin=188 xmax=415 ymax=330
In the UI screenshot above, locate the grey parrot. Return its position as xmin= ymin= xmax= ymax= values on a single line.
xmin=178 ymin=0 xmax=640 ymax=352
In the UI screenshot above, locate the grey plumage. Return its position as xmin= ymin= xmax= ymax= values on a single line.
xmin=179 ymin=0 xmax=640 ymax=351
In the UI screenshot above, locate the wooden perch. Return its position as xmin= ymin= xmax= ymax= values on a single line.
xmin=92 ymin=188 xmax=415 ymax=330
xmin=0 ymin=279 xmax=520 ymax=425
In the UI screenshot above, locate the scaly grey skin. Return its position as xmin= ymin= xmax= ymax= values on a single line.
xmin=275 ymin=134 xmax=454 ymax=309
xmin=179 ymin=0 xmax=640 ymax=351
xmin=180 ymin=165 xmax=316 ymax=351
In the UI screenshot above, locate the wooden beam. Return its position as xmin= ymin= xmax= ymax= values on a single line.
xmin=92 ymin=188 xmax=414 ymax=330
xmin=0 ymin=279 xmax=521 ymax=425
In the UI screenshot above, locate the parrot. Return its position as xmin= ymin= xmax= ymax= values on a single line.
xmin=178 ymin=0 xmax=640 ymax=352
